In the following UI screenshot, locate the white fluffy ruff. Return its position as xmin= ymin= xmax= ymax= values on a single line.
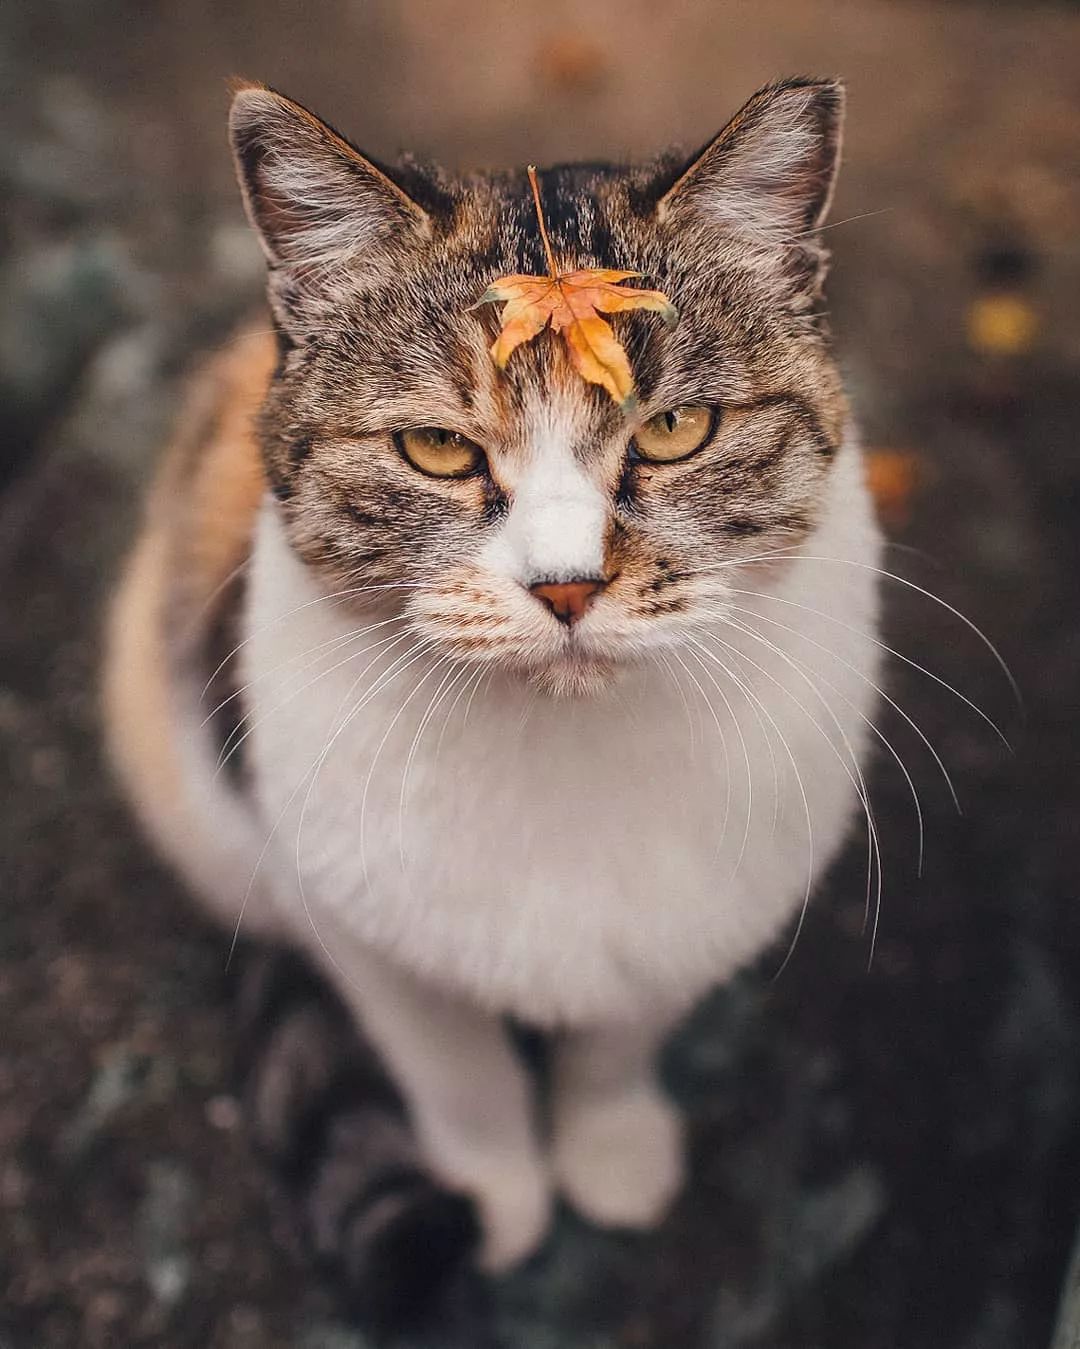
xmin=180 ymin=439 xmax=882 ymax=1027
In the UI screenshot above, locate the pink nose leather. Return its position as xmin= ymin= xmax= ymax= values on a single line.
xmin=529 ymin=579 xmax=605 ymax=625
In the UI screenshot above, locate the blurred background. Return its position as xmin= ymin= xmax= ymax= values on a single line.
xmin=2 ymin=2 xmax=1079 ymax=1346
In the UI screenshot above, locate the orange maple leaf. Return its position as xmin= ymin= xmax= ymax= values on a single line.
xmin=476 ymin=165 xmax=678 ymax=412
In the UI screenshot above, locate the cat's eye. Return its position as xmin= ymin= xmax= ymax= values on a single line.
xmin=396 ymin=427 xmax=486 ymax=479
xmin=631 ymin=405 xmax=716 ymax=463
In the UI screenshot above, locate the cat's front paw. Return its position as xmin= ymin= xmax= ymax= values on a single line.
xmin=553 ymin=1082 xmax=684 ymax=1229
xmin=428 ymin=1146 xmax=551 ymax=1272
xmin=471 ymin=1156 xmax=553 ymax=1273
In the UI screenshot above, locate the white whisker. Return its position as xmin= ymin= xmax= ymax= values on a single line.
xmin=397 ymin=660 xmax=468 ymax=868
xmin=726 ymin=603 xmax=926 ymax=876
xmin=683 ymin=552 xmax=1021 ymax=713
xmin=355 ymin=651 xmax=449 ymax=896
xmin=669 ymin=646 xmax=740 ymax=874
xmin=197 ymin=557 xmax=250 ymax=619
xmin=433 ymin=664 xmax=487 ymax=769
xmin=200 ymin=614 xmax=405 ymax=729
xmin=655 ymin=647 xmax=698 ymax=757
xmin=291 ymin=639 xmax=442 ymax=989
xmin=725 ymin=600 xmax=959 ymax=817
xmin=713 ymin=618 xmax=884 ymax=958
xmin=460 ymin=665 xmax=494 ymax=736
xmin=226 ymin=633 xmax=433 ymax=973
xmin=726 ymin=586 xmax=1011 ymax=750
xmin=200 ymin=579 xmax=429 ymax=701
xmin=687 ymin=634 xmax=816 ymax=975
xmin=706 ymin=620 xmax=884 ymax=969
xmin=213 ymin=627 xmax=410 ymax=780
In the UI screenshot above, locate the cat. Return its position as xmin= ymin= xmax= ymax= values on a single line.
xmin=102 ymin=75 xmax=881 ymax=1331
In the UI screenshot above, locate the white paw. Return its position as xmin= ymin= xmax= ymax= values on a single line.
xmin=428 ymin=1147 xmax=552 ymax=1271
xmin=473 ymin=1156 xmax=553 ymax=1272
xmin=553 ymin=1083 xmax=685 ymax=1230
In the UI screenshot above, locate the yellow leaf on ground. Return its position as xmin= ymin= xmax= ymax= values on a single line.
xmin=966 ymin=294 xmax=1038 ymax=356
xmin=865 ymin=449 xmax=922 ymax=527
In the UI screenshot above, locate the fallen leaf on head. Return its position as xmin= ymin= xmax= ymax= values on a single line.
xmin=476 ymin=166 xmax=677 ymax=412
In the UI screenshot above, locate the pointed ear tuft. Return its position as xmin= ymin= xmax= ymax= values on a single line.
xmin=657 ymin=78 xmax=845 ymax=243
xmin=228 ymin=84 xmax=430 ymax=273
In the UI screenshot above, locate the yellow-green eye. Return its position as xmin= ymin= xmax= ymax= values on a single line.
xmin=396 ymin=427 xmax=486 ymax=478
xmin=632 ymin=405 xmax=716 ymax=463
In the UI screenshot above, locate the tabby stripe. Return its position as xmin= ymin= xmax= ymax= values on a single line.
xmin=753 ymin=393 xmax=837 ymax=459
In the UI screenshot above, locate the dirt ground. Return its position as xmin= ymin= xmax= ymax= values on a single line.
xmin=2 ymin=2 xmax=1080 ymax=1346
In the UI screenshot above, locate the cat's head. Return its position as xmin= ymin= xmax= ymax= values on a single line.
xmin=230 ymin=78 xmax=848 ymax=695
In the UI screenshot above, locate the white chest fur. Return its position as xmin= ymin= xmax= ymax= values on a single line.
xmin=242 ymin=445 xmax=882 ymax=1025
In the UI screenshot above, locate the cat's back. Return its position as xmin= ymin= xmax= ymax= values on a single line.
xmin=101 ymin=327 xmax=276 ymax=910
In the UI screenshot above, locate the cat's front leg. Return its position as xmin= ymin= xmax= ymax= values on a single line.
xmin=552 ymin=1018 xmax=684 ymax=1230
xmin=329 ymin=946 xmax=551 ymax=1271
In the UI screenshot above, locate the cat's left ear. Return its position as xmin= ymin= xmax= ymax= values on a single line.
xmin=655 ymin=78 xmax=845 ymax=243
xmin=228 ymin=82 xmax=432 ymax=276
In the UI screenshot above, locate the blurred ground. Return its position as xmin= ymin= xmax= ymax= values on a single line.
xmin=2 ymin=2 xmax=1080 ymax=1346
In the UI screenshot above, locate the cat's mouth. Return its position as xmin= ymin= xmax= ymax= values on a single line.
xmin=409 ymin=579 xmax=661 ymax=696
xmin=511 ymin=609 xmax=643 ymax=696
xmin=528 ymin=649 xmax=619 ymax=698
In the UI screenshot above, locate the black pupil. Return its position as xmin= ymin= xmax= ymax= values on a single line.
xmin=664 ymin=410 xmax=678 ymax=433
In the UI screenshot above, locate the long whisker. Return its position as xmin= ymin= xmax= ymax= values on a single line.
xmin=668 ymin=646 xmax=735 ymax=852
xmin=397 ymin=660 xmax=468 ymax=868
xmin=725 ymin=587 xmax=1011 ymax=750
xmin=433 ymin=664 xmax=487 ymax=769
xmin=725 ymin=600 xmax=960 ymax=816
xmin=684 ymin=553 xmax=1021 ymax=713
xmin=684 ymin=631 xmax=781 ymax=832
xmin=291 ymin=639 xmax=442 ymax=989
xmin=706 ymin=620 xmax=884 ymax=968
xmin=356 ymin=651 xmax=452 ymax=896
xmin=714 ymin=617 xmax=883 ymax=949
xmin=200 ymin=614 xmax=405 ymax=729
xmin=200 ymin=579 xmax=429 ymax=700
xmin=670 ymin=645 xmax=741 ymax=874
xmin=726 ymin=616 xmax=887 ymax=961
xmin=730 ymin=605 xmax=925 ymax=878
xmin=226 ymin=634 xmax=432 ymax=971
xmin=701 ymin=620 xmax=884 ymax=971
xmin=787 ymin=205 xmax=895 ymax=242
xmin=687 ymin=635 xmax=816 ymax=976
xmin=197 ymin=556 xmax=250 ymax=619
xmin=213 ymin=627 xmax=410 ymax=780
xmin=655 ymin=647 xmax=698 ymax=757
xmin=515 ymin=681 xmax=541 ymax=735
xmin=460 ymin=665 xmax=494 ymax=735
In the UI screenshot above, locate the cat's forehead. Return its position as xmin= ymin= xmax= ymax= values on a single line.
xmin=298 ymin=160 xmax=791 ymax=445
xmin=467 ymin=164 xmax=639 ymax=277
xmin=346 ymin=160 xmax=671 ymax=307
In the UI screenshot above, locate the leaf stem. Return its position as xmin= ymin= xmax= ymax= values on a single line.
xmin=527 ymin=164 xmax=559 ymax=279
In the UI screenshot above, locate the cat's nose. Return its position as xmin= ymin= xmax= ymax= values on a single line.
xmin=529 ymin=577 xmax=606 ymax=626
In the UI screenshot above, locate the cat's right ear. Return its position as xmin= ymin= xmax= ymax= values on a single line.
xmin=654 ymin=79 xmax=845 ymax=244
xmin=228 ymin=82 xmax=432 ymax=277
